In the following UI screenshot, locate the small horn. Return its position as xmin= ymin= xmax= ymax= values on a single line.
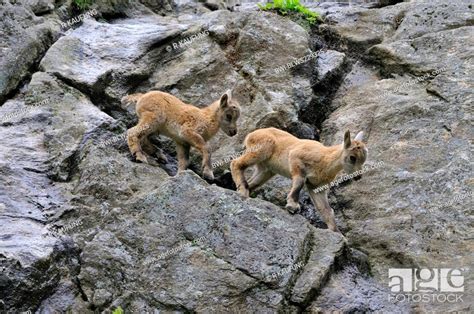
xmin=354 ymin=131 xmax=364 ymax=142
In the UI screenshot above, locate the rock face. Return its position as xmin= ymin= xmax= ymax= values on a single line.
xmin=0 ymin=0 xmax=59 ymax=104
xmin=74 ymin=172 xmax=346 ymax=312
xmin=0 ymin=0 xmax=472 ymax=313
xmin=39 ymin=19 xmax=186 ymax=97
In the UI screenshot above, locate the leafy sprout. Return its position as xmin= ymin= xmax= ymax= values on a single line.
xmin=112 ymin=306 xmax=124 ymax=314
xmin=258 ymin=0 xmax=320 ymax=25
xmin=73 ymin=0 xmax=93 ymax=10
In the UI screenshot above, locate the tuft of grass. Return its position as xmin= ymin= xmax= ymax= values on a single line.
xmin=112 ymin=306 xmax=124 ymax=314
xmin=258 ymin=0 xmax=319 ymax=25
xmin=73 ymin=0 xmax=93 ymax=10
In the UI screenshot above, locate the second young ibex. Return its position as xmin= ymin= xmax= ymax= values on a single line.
xmin=230 ymin=128 xmax=368 ymax=233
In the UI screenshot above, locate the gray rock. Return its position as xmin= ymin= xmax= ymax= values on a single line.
xmin=0 ymin=70 xmax=114 ymax=311
xmin=318 ymin=3 xmax=408 ymax=53
xmin=291 ymin=230 xmax=345 ymax=305
xmin=39 ymin=18 xmax=188 ymax=102
xmin=315 ymin=50 xmax=347 ymax=85
xmin=21 ymin=0 xmax=55 ymax=14
xmin=0 ymin=1 xmax=60 ymax=104
xmin=316 ymin=0 xmax=474 ymax=312
xmin=74 ymin=172 xmax=343 ymax=312
xmin=391 ymin=0 xmax=474 ymax=41
xmin=306 ymin=265 xmax=409 ymax=313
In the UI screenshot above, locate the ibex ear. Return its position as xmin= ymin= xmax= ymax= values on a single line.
xmin=354 ymin=131 xmax=364 ymax=142
xmin=344 ymin=130 xmax=351 ymax=149
xmin=220 ymin=91 xmax=229 ymax=108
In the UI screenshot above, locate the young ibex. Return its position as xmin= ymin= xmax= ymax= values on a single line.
xmin=123 ymin=90 xmax=240 ymax=180
xmin=230 ymin=128 xmax=367 ymax=233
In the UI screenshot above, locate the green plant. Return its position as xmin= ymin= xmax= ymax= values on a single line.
xmin=73 ymin=0 xmax=93 ymax=10
xmin=257 ymin=0 xmax=320 ymax=25
xmin=112 ymin=306 xmax=124 ymax=314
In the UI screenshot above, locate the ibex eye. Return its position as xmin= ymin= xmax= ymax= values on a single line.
xmin=350 ymin=156 xmax=357 ymax=164
xmin=226 ymin=114 xmax=233 ymax=120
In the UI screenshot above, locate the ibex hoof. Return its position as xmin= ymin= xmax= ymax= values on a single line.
xmin=155 ymin=150 xmax=168 ymax=163
xmin=203 ymin=168 xmax=214 ymax=181
xmin=135 ymin=152 xmax=149 ymax=164
xmin=135 ymin=152 xmax=159 ymax=166
xmin=148 ymin=158 xmax=159 ymax=166
xmin=285 ymin=202 xmax=300 ymax=214
xmin=237 ymin=186 xmax=249 ymax=197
